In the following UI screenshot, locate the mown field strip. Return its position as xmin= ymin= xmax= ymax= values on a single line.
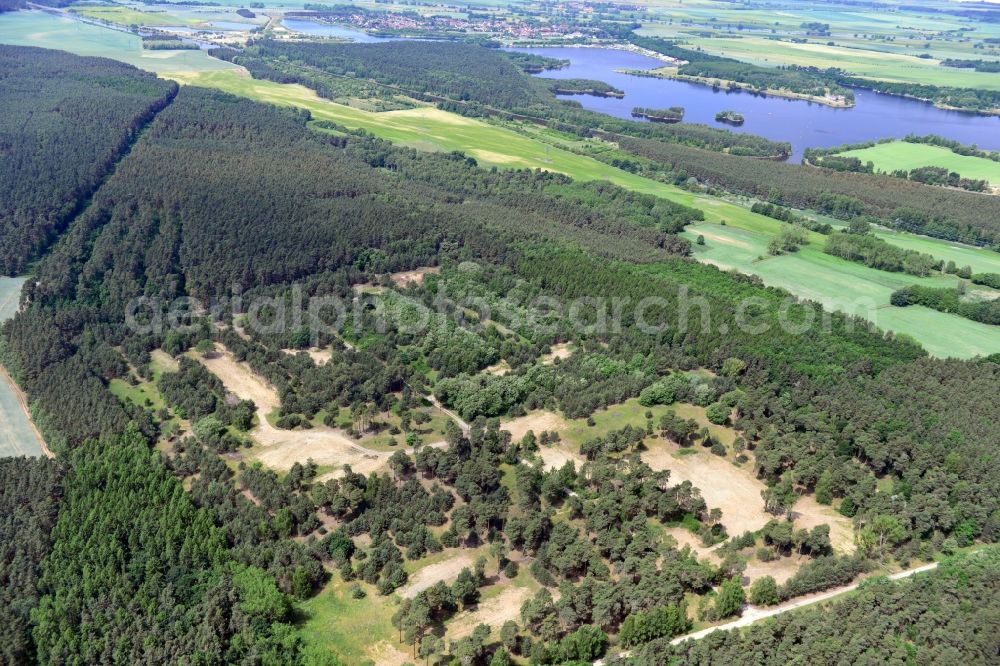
xmin=0 ymin=277 xmax=46 ymax=458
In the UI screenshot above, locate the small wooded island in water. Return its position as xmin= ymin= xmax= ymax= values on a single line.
xmin=715 ymin=110 xmax=745 ymax=125
xmin=549 ymin=78 xmax=625 ymax=98
xmin=631 ymin=105 xmax=685 ymax=123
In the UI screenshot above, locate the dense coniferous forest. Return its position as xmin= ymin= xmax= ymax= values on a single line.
xmin=0 ymin=46 xmax=177 ymax=275
xmin=0 ymin=458 xmax=62 ymax=665
xmin=4 ymin=45 xmax=1000 ymax=665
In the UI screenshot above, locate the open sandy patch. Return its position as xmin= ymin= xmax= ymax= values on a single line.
xmin=742 ymin=557 xmax=800 ymax=586
xmin=664 ymin=527 xmax=721 ymax=562
xmin=390 ymin=266 xmax=440 ymax=287
xmin=281 ymin=347 xmax=333 ymax=366
xmin=367 ymin=641 xmax=410 ymax=666
xmin=197 ymin=348 xmax=390 ymax=473
xmin=540 ymin=342 xmax=572 ymax=365
xmin=642 ymin=442 xmax=771 ymax=534
xmin=502 ymin=410 xmax=568 ymax=442
xmin=446 ymin=586 xmax=532 ymax=640
xmin=789 ymin=493 xmax=856 ymax=554
xmin=399 ymin=552 xmax=476 ymax=599
xmin=535 ymin=445 xmax=584 ymax=472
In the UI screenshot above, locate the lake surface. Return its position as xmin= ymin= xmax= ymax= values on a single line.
xmin=512 ymin=47 xmax=1000 ymax=162
xmin=281 ymin=18 xmax=396 ymax=42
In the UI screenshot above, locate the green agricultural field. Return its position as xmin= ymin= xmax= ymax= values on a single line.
xmin=836 ymin=142 xmax=1000 ymax=186
xmin=0 ymin=11 xmax=238 ymax=72
xmin=71 ymin=5 xmax=201 ymax=27
xmin=682 ymin=222 xmax=1000 ymax=358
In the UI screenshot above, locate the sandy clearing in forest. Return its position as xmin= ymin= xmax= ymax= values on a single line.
xmin=197 ymin=349 xmax=391 ymax=473
xmin=281 ymin=347 xmax=333 ymax=366
xmin=790 ymin=493 xmax=856 ymax=554
xmin=642 ymin=442 xmax=772 ymax=535
xmin=368 ymin=641 xmax=410 ymax=666
xmin=501 ymin=410 xmax=567 ymax=442
xmin=742 ymin=557 xmax=800 ymax=586
xmin=485 ymin=360 xmax=511 ymax=376
xmin=535 ymin=445 xmax=584 ymax=471
xmin=390 ymin=266 xmax=440 ymax=287
xmin=446 ymin=586 xmax=532 ymax=640
xmin=540 ymin=342 xmax=572 ymax=365
xmin=664 ymin=528 xmax=721 ymax=562
xmin=199 ymin=351 xmax=279 ymax=413
xmin=399 ymin=552 xmax=476 ymax=599
xmin=150 ymin=349 xmax=180 ymax=372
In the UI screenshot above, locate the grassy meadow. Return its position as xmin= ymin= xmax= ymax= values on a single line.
xmin=836 ymin=142 xmax=1000 ymax=186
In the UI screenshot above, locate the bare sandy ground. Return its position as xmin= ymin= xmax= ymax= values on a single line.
xmin=281 ymin=347 xmax=333 ymax=366
xmin=540 ymin=342 xmax=572 ymax=365
xmin=399 ymin=552 xmax=476 ymax=599
xmin=197 ymin=349 xmax=389 ymax=474
xmin=501 ymin=410 xmax=567 ymax=442
xmin=535 ymin=445 xmax=583 ymax=472
xmin=642 ymin=442 xmax=772 ymax=535
xmin=742 ymin=557 xmax=800 ymax=586
xmin=790 ymin=493 xmax=856 ymax=554
xmin=664 ymin=527 xmax=721 ymax=562
xmin=390 ymin=266 xmax=439 ymax=288
xmin=643 ymin=442 xmax=855 ymax=553
xmin=446 ymin=586 xmax=532 ymax=640
xmin=485 ymin=360 xmax=511 ymax=376
xmin=368 ymin=641 xmax=411 ymax=666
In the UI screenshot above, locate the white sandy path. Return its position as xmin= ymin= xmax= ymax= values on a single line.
xmin=197 ymin=350 xmax=389 ymax=474
xmin=669 ymin=562 xmax=939 ymax=645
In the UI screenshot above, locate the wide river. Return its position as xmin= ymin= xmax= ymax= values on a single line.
xmin=510 ymin=46 xmax=1000 ymax=162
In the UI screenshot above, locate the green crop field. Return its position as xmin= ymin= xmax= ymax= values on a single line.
xmin=0 ymin=11 xmax=239 ymax=73
xmin=836 ymin=142 xmax=1000 ymax=186
xmin=71 ymin=6 xmax=202 ymax=27
xmin=0 ymin=277 xmax=46 ymax=458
